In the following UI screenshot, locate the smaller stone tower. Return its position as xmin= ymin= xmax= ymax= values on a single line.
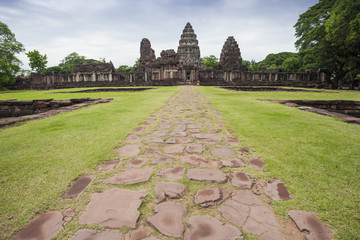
xmin=219 ymin=36 xmax=246 ymax=71
xmin=140 ymin=38 xmax=156 ymax=68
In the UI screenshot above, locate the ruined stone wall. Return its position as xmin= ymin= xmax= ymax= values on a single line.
xmin=198 ymin=70 xmax=330 ymax=88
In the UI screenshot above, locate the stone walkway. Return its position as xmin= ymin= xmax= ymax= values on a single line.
xmin=12 ymin=86 xmax=333 ymax=240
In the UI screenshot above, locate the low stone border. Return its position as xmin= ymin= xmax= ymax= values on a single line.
xmin=222 ymin=86 xmax=330 ymax=92
xmin=261 ymin=99 xmax=360 ymax=125
xmin=53 ymin=87 xmax=155 ymax=93
xmin=0 ymin=98 xmax=113 ymax=128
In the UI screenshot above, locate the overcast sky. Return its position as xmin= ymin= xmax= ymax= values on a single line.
xmin=0 ymin=0 xmax=317 ymax=69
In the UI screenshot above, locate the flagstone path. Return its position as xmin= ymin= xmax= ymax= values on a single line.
xmin=12 ymin=86 xmax=333 ymax=240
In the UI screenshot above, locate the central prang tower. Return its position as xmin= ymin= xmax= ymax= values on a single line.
xmin=177 ymin=22 xmax=203 ymax=82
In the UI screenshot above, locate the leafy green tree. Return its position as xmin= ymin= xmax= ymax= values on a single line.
xmin=243 ymin=59 xmax=262 ymax=72
xmin=117 ymin=59 xmax=141 ymax=73
xmin=281 ymin=55 xmax=302 ymax=72
xmin=202 ymin=55 xmax=219 ymax=70
xmin=117 ymin=65 xmax=133 ymax=73
xmin=0 ymin=21 xmax=24 ymax=86
xmin=26 ymin=50 xmax=48 ymax=73
xmin=294 ymin=0 xmax=360 ymax=88
xmin=260 ymin=52 xmax=298 ymax=69
xmin=58 ymin=52 xmax=87 ymax=73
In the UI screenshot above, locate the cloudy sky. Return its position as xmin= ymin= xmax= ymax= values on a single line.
xmin=1 ymin=0 xmax=317 ymax=69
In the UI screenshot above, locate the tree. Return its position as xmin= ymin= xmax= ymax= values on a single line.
xmin=58 ymin=52 xmax=87 ymax=73
xmin=202 ymin=55 xmax=219 ymax=70
xmin=294 ymin=0 xmax=360 ymax=88
xmin=243 ymin=59 xmax=262 ymax=72
xmin=26 ymin=50 xmax=48 ymax=73
xmin=117 ymin=59 xmax=140 ymax=73
xmin=0 ymin=21 xmax=24 ymax=86
xmin=260 ymin=52 xmax=298 ymax=69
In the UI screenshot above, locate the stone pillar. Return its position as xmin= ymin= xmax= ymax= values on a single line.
xmin=109 ymin=73 xmax=112 ymax=82
xmin=92 ymin=73 xmax=96 ymax=81
xmin=76 ymin=74 xmax=80 ymax=82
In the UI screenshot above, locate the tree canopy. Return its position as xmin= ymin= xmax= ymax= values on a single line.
xmin=45 ymin=52 xmax=100 ymax=74
xmin=0 ymin=21 xmax=24 ymax=86
xmin=116 ymin=59 xmax=140 ymax=73
xmin=243 ymin=52 xmax=302 ymax=72
xmin=26 ymin=50 xmax=48 ymax=73
xmin=202 ymin=55 xmax=219 ymax=70
xmin=294 ymin=0 xmax=360 ymax=88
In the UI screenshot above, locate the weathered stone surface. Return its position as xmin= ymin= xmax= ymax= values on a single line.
xmin=187 ymin=215 xmax=243 ymax=240
xmin=187 ymin=128 xmax=200 ymax=133
xmin=156 ymin=166 xmax=185 ymax=180
xmin=174 ymin=124 xmax=186 ymax=132
xmin=288 ymin=210 xmax=332 ymax=240
xmin=63 ymin=175 xmax=96 ymax=199
xmin=157 ymin=123 xmax=172 ymax=129
xmin=148 ymin=202 xmax=187 ymax=238
xmin=194 ymin=187 xmax=232 ymax=207
xmin=212 ymin=146 xmax=236 ymax=158
xmin=230 ymin=171 xmax=254 ymax=189
xmin=181 ymin=154 xmax=208 ymax=167
xmin=219 ymin=191 xmax=283 ymax=239
xmin=126 ymin=134 xmax=142 ymax=143
xmin=194 ymin=187 xmax=220 ymax=206
xmin=126 ymin=157 xmax=148 ymax=168
xmin=101 ymin=168 xmax=152 ymax=185
xmin=224 ymin=136 xmax=240 ymax=146
xmin=185 ymin=143 xmax=205 ymax=153
xmin=165 ymin=138 xmax=176 ymax=144
xmin=140 ymin=38 xmax=156 ymax=66
xmin=264 ymin=178 xmax=291 ymax=201
xmin=145 ymin=137 xmax=163 ymax=143
xmin=220 ymin=158 xmax=245 ymax=168
xmin=247 ymin=157 xmax=266 ymax=171
xmin=12 ymin=211 xmax=63 ymax=240
xmin=154 ymin=182 xmax=186 ymax=199
xmin=98 ymin=159 xmax=120 ymax=171
xmin=187 ymin=169 xmax=227 ymax=183
xmin=239 ymin=148 xmax=251 ymax=155
xmin=130 ymin=228 xmax=150 ymax=240
xmin=151 ymin=155 xmax=173 ymax=165
xmin=170 ymin=131 xmax=187 ymax=137
xmin=193 ymin=133 xmax=221 ymax=143
xmin=69 ymin=229 xmax=124 ymax=240
xmin=163 ymin=144 xmax=184 ymax=154
xmin=79 ymin=188 xmax=146 ymax=228
xmin=188 ymin=123 xmax=202 ymax=129
xmin=133 ymin=127 xmax=145 ymax=133
xmin=115 ymin=144 xmax=141 ymax=157
xmin=150 ymin=130 xmax=169 ymax=137
xmin=219 ymin=36 xmax=247 ymax=71
xmin=178 ymin=137 xmax=193 ymax=143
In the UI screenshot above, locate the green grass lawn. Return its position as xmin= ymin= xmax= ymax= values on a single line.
xmin=1 ymin=86 xmax=359 ymax=239
xmin=0 ymin=87 xmax=178 ymax=239
xmin=199 ymin=87 xmax=360 ymax=240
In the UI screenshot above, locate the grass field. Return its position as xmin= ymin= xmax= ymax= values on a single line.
xmin=199 ymin=87 xmax=360 ymax=240
xmin=0 ymin=87 xmax=178 ymax=239
xmin=0 ymin=86 xmax=359 ymax=239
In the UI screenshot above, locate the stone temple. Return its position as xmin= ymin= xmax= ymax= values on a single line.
xmin=21 ymin=22 xmax=329 ymax=89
